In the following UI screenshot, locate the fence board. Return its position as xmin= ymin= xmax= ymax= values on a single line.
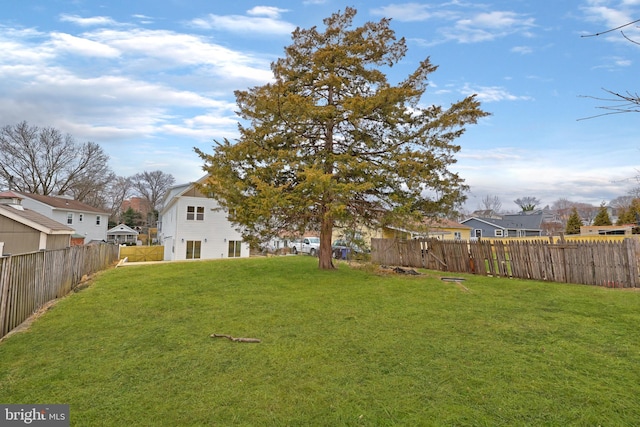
xmin=0 ymin=244 xmax=119 ymax=339
xmin=371 ymin=237 xmax=640 ymax=288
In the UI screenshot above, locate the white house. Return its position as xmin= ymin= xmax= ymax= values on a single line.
xmin=158 ymin=176 xmax=249 ymax=261
xmin=16 ymin=192 xmax=110 ymax=243
xmin=107 ymin=223 xmax=139 ymax=244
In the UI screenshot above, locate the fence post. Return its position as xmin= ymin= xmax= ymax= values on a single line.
xmin=0 ymin=256 xmax=12 ymax=337
xmin=624 ymin=238 xmax=640 ymax=288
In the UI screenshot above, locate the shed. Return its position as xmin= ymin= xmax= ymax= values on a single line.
xmin=0 ymin=191 xmax=74 ymax=255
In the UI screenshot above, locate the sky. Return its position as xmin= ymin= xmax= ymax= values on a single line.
xmin=1 ymin=0 xmax=640 ymax=213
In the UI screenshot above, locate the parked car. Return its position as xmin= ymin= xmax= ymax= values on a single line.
xmin=331 ymin=239 xmax=368 ymax=259
xmin=290 ymin=237 xmax=321 ymax=256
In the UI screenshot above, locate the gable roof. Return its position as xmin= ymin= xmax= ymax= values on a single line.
xmin=462 ymin=213 xmax=544 ymax=230
xmin=386 ymin=217 xmax=472 ymax=235
xmin=159 ymin=175 xmax=209 ymax=214
xmin=0 ymin=204 xmax=74 ymax=234
xmin=107 ymin=223 xmax=139 ymax=235
xmin=15 ymin=192 xmax=110 ymax=214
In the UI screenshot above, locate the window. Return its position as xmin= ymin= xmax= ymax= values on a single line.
xmin=79 ymin=214 xmax=83 ymax=222
xmin=494 ymin=229 xmax=503 ymax=237
xmin=454 ymin=231 xmax=461 ymax=240
xmin=474 ymin=229 xmax=482 ymax=238
xmin=186 ymin=240 xmax=201 ymax=259
xmin=187 ymin=206 xmax=205 ymax=221
xmin=67 ymin=213 xmax=73 ymax=224
xmin=96 ymin=216 xmax=101 ymax=225
xmin=228 ymin=240 xmax=242 ymax=258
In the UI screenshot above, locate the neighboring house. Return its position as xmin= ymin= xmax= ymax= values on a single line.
xmin=16 ymin=192 xmax=110 ymax=243
xmin=580 ymin=225 xmax=633 ymax=236
xmin=461 ymin=212 xmax=544 ymax=239
xmin=382 ymin=218 xmax=472 ymax=241
xmin=0 ymin=191 xmax=74 ymax=255
xmin=107 ymin=223 xmax=140 ymax=244
xmin=158 ymin=176 xmax=249 ymax=261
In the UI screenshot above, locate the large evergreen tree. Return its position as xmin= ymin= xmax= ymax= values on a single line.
xmin=592 ymin=202 xmax=612 ymax=226
xmin=196 ymin=8 xmax=489 ymax=269
xmin=565 ymin=207 xmax=582 ymax=235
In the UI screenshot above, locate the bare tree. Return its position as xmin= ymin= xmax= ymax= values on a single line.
xmin=514 ymin=196 xmax=541 ymax=212
xmin=574 ymin=202 xmax=599 ymax=225
xmin=131 ymin=170 xmax=175 ymax=223
xmin=0 ymin=121 xmax=113 ymax=202
xmin=104 ymin=176 xmax=133 ymax=224
xmin=580 ymin=19 xmax=640 ymax=118
xmin=479 ymin=194 xmax=502 ymax=213
xmin=609 ymin=195 xmax=635 ymax=210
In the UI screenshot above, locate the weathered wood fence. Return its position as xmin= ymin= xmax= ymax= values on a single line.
xmin=0 ymin=244 xmax=120 ymax=339
xmin=371 ymin=238 xmax=640 ymax=288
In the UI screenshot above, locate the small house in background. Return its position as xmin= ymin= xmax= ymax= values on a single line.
xmin=107 ymin=223 xmax=139 ymax=245
xmin=580 ymin=225 xmax=633 ymax=236
xmin=382 ymin=218 xmax=472 ymax=241
xmin=461 ymin=212 xmax=544 ymax=239
xmin=0 ymin=191 xmax=74 ymax=255
xmin=158 ymin=176 xmax=249 ymax=261
xmin=16 ymin=191 xmax=110 ymax=243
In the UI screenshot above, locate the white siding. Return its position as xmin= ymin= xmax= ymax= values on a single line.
xmin=159 ymin=194 xmax=248 ymax=261
xmin=19 ymin=198 xmax=108 ymax=242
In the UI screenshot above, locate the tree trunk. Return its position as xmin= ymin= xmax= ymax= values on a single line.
xmin=318 ymin=207 xmax=335 ymax=269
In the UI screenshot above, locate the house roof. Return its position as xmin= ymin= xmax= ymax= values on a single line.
xmin=423 ymin=218 xmax=472 ymax=229
xmin=107 ymin=224 xmax=139 ymax=235
xmin=15 ymin=192 xmax=110 ymax=214
xmin=386 ymin=217 xmax=471 ymax=235
xmin=159 ymin=175 xmax=209 ymax=214
xmin=0 ymin=191 xmax=23 ymax=199
xmin=462 ymin=213 xmax=544 ymax=230
xmin=0 ymin=204 xmax=75 ymax=234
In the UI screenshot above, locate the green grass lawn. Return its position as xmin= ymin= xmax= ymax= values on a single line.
xmin=2 ymin=256 xmax=640 ymax=426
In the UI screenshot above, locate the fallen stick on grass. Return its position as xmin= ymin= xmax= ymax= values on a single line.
xmin=210 ymin=334 xmax=261 ymax=343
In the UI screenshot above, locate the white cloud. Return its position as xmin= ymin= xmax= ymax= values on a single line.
xmin=84 ymin=29 xmax=273 ymax=82
xmin=49 ymin=32 xmax=120 ymax=58
xmin=580 ymin=0 xmax=640 ymax=42
xmin=511 ymin=45 xmax=533 ymax=54
xmin=371 ymin=3 xmax=455 ymax=22
xmin=375 ymin=4 xmax=536 ymax=44
xmin=445 ymin=11 xmax=536 ymax=43
xmin=460 ymin=84 xmax=533 ymax=102
xmin=247 ymin=6 xmax=288 ymax=19
xmin=59 ymin=14 xmax=118 ymax=27
xmin=189 ymin=12 xmax=295 ymax=35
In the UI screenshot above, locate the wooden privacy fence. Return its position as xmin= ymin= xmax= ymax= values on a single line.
xmin=0 ymin=244 xmax=120 ymax=339
xmin=119 ymin=245 xmax=164 ymax=262
xmin=371 ymin=238 xmax=640 ymax=288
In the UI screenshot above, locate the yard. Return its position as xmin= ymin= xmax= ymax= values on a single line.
xmin=1 ymin=256 xmax=640 ymax=425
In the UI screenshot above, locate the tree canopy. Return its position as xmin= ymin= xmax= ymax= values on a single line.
xmin=130 ymin=170 xmax=175 ymax=224
xmin=196 ymin=8 xmax=489 ymax=269
xmin=0 ymin=121 xmax=113 ymax=203
xmin=592 ymin=203 xmax=612 ymax=226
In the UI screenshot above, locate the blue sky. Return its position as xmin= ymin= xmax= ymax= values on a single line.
xmin=1 ymin=0 xmax=639 ymax=212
